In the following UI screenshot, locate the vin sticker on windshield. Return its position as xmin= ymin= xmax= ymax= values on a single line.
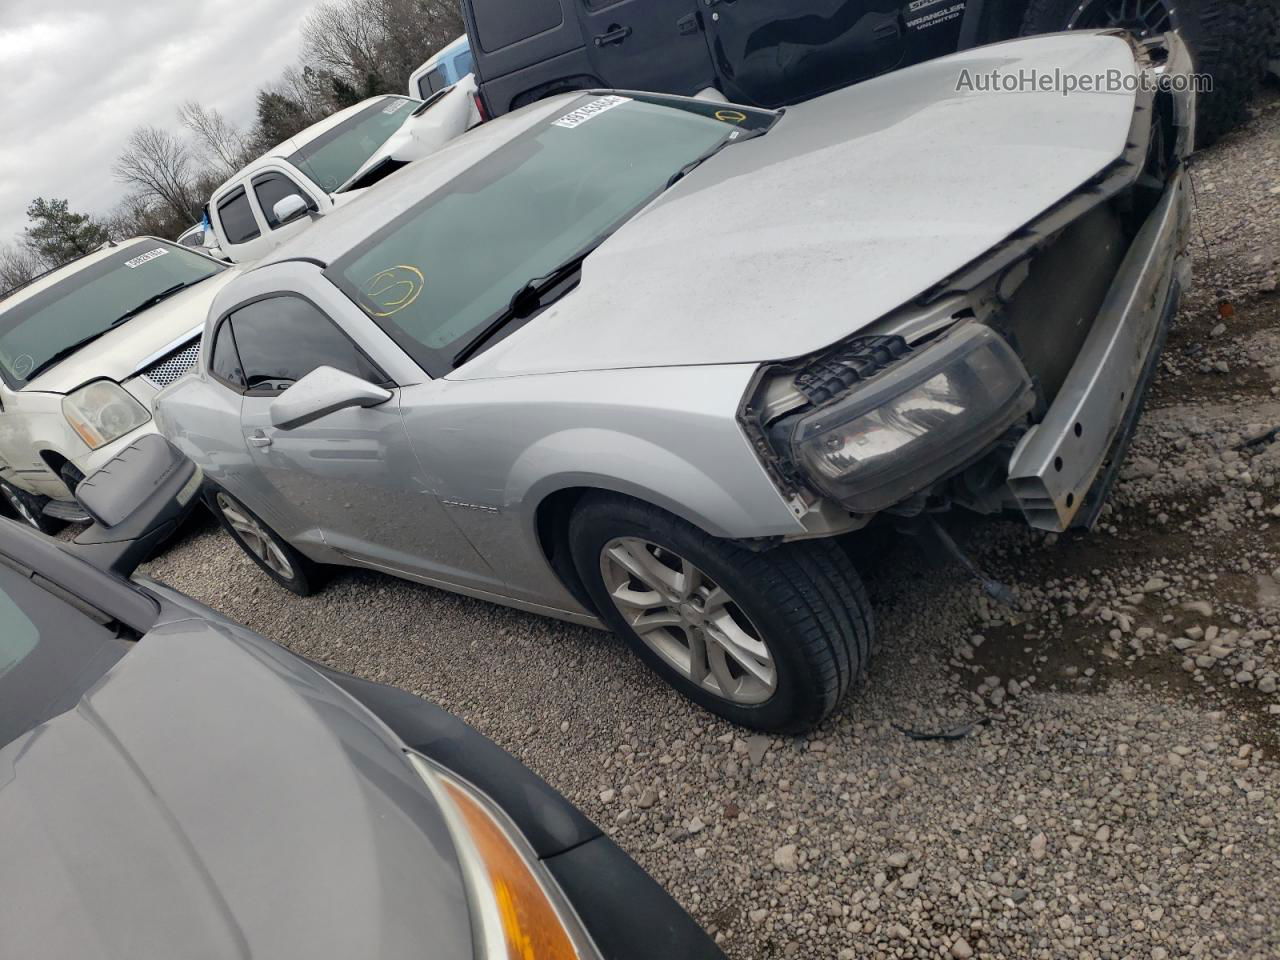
xmin=552 ymin=95 xmax=630 ymax=129
xmin=124 ymin=248 xmax=168 ymax=268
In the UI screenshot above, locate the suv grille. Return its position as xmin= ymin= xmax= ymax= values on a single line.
xmin=140 ymin=337 xmax=201 ymax=389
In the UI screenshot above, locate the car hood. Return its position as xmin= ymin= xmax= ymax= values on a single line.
xmin=22 ymin=270 xmax=239 ymax=395
xmin=452 ymin=32 xmax=1142 ymax=380
xmin=0 ymin=616 xmax=473 ymax=960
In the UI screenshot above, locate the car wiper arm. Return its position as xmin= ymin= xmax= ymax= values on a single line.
xmin=452 ymin=240 xmax=605 ymax=368
xmin=21 ymin=329 xmax=117 ymax=382
xmin=20 ymin=280 xmax=203 ymax=382
xmin=114 ymin=281 xmax=194 ymax=324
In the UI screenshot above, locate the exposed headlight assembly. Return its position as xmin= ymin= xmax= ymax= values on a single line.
xmin=788 ymin=325 xmax=1033 ymax=514
xmin=407 ymin=752 xmax=597 ymax=960
xmin=62 ymin=380 xmax=152 ymax=450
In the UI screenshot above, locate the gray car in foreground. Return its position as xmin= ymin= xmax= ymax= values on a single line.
xmin=0 ymin=436 xmax=721 ymax=960
xmin=158 ymin=31 xmax=1195 ymax=731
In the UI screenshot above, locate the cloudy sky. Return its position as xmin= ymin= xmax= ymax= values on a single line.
xmin=0 ymin=0 xmax=319 ymax=241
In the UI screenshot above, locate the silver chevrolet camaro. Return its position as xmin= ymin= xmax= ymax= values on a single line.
xmin=157 ymin=31 xmax=1195 ymax=731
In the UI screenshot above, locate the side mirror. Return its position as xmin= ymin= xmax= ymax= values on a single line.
xmin=269 ymin=366 xmax=392 ymax=431
xmin=71 ymin=435 xmax=203 ymax=578
xmin=272 ymin=194 xmax=311 ymax=226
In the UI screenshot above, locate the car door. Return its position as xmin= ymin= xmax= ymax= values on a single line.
xmin=581 ymin=0 xmax=715 ymax=96
xmin=212 ymin=183 xmax=267 ymax=264
xmin=703 ymin=0 xmax=908 ymax=107
xmin=248 ymin=169 xmax=323 ymax=252
xmin=218 ymin=295 xmax=500 ymax=587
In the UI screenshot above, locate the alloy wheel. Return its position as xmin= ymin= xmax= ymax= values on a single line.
xmin=599 ymin=537 xmax=777 ymax=704
xmin=215 ymin=493 xmax=295 ymax=580
xmin=1067 ymin=0 xmax=1175 ymax=37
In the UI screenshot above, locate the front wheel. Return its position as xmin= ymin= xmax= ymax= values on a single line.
xmin=0 ymin=479 xmax=59 ymax=534
xmin=207 ymin=488 xmax=320 ymax=596
xmin=1019 ymin=0 xmax=1267 ymax=147
xmin=568 ymin=493 xmax=873 ymax=732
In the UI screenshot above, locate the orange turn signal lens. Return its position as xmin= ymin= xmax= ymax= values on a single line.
xmin=441 ymin=779 xmax=582 ymax=960
xmin=406 ymin=753 xmax=591 ymax=960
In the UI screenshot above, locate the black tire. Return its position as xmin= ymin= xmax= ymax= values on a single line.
xmin=0 ymin=478 xmax=60 ymax=534
xmin=205 ymin=487 xmax=320 ymax=596
xmin=1017 ymin=0 xmax=1268 ymax=147
xmin=568 ymin=493 xmax=873 ymax=732
xmin=1261 ymin=2 xmax=1280 ymax=85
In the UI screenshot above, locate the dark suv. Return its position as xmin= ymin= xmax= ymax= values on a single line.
xmin=460 ymin=0 xmax=1278 ymax=145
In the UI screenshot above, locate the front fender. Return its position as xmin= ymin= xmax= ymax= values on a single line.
xmin=513 ymin=427 xmax=796 ymax=541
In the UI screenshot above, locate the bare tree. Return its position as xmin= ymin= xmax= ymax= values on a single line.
xmin=178 ymin=101 xmax=251 ymax=177
xmin=302 ymin=0 xmax=464 ymax=98
xmin=112 ymin=126 xmax=202 ymax=225
xmin=0 ymin=242 xmax=48 ymax=296
xmin=301 ymin=0 xmax=384 ymax=88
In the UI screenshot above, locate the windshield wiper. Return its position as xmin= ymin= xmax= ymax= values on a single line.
xmin=452 ymin=240 xmax=605 ymax=368
xmin=20 ymin=280 xmax=203 ymax=382
xmin=21 ymin=328 xmax=120 ymax=382
xmin=114 ymin=281 xmax=199 ymax=324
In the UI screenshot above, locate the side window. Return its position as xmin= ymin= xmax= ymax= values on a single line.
xmin=228 ymin=297 xmax=387 ymax=393
xmin=470 ymin=0 xmax=563 ymax=51
xmin=419 ymin=67 xmax=447 ymax=98
xmin=0 ymin=564 xmax=129 ymax=751
xmin=209 ymin=318 xmax=246 ymax=389
xmin=452 ymin=49 xmax=474 ymax=79
xmin=253 ymin=173 xmax=318 ymax=230
xmin=217 ymin=187 xmax=260 ymax=245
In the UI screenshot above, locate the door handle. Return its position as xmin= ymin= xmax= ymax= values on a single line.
xmin=248 ymin=431 xmax=272 ymax=448
xmin=594 ymin=25 xmax=632 ymax=47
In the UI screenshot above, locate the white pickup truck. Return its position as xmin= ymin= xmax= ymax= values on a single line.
xmin=0 ymin=238 xmax=235 ymax=529
xmin=204 ymin=88 xmax=477 ymax=264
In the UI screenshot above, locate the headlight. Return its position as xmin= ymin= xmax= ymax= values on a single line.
xmin=407 ymin=752 xmax=595 ymax=960
xmin=62 ymin=380 xmax=152 ymax=450
xmin=789 ymin=325 xmax=1033 ymax=513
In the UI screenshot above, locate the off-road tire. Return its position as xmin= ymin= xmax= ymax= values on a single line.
xmin=206 ymin=487 xmax=321 ymax=596
xmin=1018 ymin=0 xmax=1267 ymax=147
xmin=0 ymin=479 xmax=60 ymax=534
xmin=568 ymin=493 xmax=873 ymax=732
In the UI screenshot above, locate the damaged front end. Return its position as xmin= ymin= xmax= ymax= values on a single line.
xmin=741 ymin=32 xmax=1195 ymax=535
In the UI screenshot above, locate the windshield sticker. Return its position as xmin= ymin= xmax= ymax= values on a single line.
xmin=382 ymin=99 xmax=409 ymax=115
xmin=11 ymin=355 xmax=33 ymax=379
xmin=714 ymin=109 xmax=748 ymax=125
xmin=552 ymin=95 xmax=630 ymax=130
xmin=360 ymin=265 xmax=424 ymax=317
xmin=124 ymin=248 xmax=168 ymax=269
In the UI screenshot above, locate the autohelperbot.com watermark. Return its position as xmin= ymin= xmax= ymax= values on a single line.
xmin=956 ymin=67 xmax=1211 ymax=96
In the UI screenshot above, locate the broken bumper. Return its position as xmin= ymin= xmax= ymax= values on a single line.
xmin=1007 ymin=169 xmax=1191 ymax=532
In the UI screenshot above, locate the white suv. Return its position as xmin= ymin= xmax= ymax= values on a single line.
xmin=0 ymin=237 xmax=236 ymax=529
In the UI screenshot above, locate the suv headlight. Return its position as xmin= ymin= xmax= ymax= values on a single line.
xmin=407 ymin=752 xmax=596 ymax=960
xmin=62 ymin=380 xmax=152 ymax=450
xmin=788 ymin=325 xmax=1033 ymax=514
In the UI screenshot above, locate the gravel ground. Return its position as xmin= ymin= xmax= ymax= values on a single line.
xmin=142 ymin=89 xmax=1280 ymax=959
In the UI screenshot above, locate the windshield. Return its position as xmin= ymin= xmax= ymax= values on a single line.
xmin=0 ymin=562 xmax=129 ymax=751
xmin=329 ymin=94 xmax=775 ymax=375
xmin=287 ymin=97 xmax=420 ymax=193
xmin=0 ymin=243 xmax=223 ymax=387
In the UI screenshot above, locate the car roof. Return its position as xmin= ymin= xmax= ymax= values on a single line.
xmin=253 ymin=93 xmax=580 ymax=271
xmin=0 ymin=237 xmax=157 ymax=311
xmin=211 ymin=96 xmax=418 ymax=195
